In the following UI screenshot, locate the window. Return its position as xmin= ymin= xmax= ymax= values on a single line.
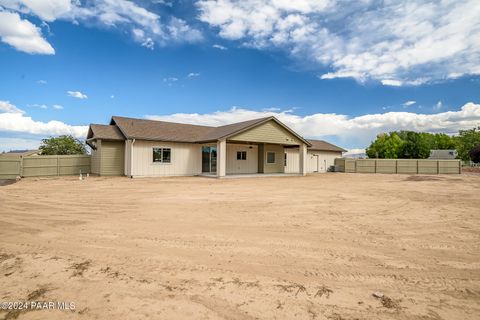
xmin=284 ymin=153 xmax=287 ymax=166
xmin=153 ymin=148 xmax=171 ymax=163
xmin=236 ymin=151 xmax=247 ymax=160
xmin=266 ymin=151 xmax=276 ymax=164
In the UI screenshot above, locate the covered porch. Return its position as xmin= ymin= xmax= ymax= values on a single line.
xmin=200 ymin=141 xmax=308 ymax=178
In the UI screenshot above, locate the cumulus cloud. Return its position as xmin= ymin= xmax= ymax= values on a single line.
xmin=146 ymin=102 xmax=480 ymax=148
xmin=0 ymin=100 xmax=25 ymax=114
xmin=67 ymin=90 xmax=88 ymax=99
xmin=0 ymin=10 xmax=55 ymax=54
xmin=52 ymin=104 xmax=63 ymax=110
xmin=0 ymin=0 xmax=202 ymax=54
xmin=1 ymin=0 xmax=73 ymax=22
xmin=37 ymin=79 xmax=47 ymax=84
xmin=187 ymin=72 xmax=200 ymax=78
xmin=197 ymin=0 xmax=480 ymax=85
xmin=0 ymin=100 xmax=88 ymax=138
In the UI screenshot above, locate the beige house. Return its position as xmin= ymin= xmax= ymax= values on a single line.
xmin=86 ymin=116 xmax=345 ymax=178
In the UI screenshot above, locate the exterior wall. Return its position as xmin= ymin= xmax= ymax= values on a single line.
xmin=90 ymin=140 xmax=101 ymax=175
xmin=229 ymin=120 xmax=301 ymax=145
xmin=100 ymin=141 xmax=125 ymax=176
xmin=285 ymin=149 xmax=342 ymax=173
xmin=258 ymin=144 xmax=265 ymax=173
xmin=131 ymin=140 xmax=201 ymax=177
xmin=125 ymin=140 xmax=132 ymax=176
xmin=226 ymin=144 xmax=258 ymax=174
xmin=262 ymin=144 xmax=285 ymax=173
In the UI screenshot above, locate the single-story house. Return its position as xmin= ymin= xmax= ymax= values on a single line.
xmin=86 ymin=116 xmax=346 ymax=178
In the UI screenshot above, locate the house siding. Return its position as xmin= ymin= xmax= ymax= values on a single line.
xmin=229 ymin=120 xmax=301 ymax=145
xmin=263 ymin=144 xmax=285 ymax=173
xmin=90 ymin=140 xmax=101 ymax=175
xmin=131 ymin=140 xmax=201 ymax=177
xmin=285 ymin=149 xmax=342 ymax=173
xmin=100 ymin=141 xmax=125 ymax=176
xmin=226 ymin=144 xmax=258 ymax=174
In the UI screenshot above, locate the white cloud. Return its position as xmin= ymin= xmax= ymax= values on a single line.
xmin=0 ymin=10 xmax=55 ymax=54
xmin=344 ymin=148 xmax=366 ymax=156
xmin=52 ymin=104 xmax=63 ymax=110
xmin=67 ymin=90 xmax=88 ymax=99
xmin=197 ymin=0 xmax=480 ymax=85
xmin=0 ymin=0 xmax=202 ymax=53
xmin=37 ymin=79 xmax=47 ymax=84
xmin=0 ymin=137 xmax=41 ymax=153
xmin=381 ymin=79 xmax=403 ymax=87
xmin=146 ymin=102 xmax=480 ymax=148
xmin=403 ymin=100 xmax=416 ymax=107
xmin=163 ymin=77 xmax=178 ymax=86
xmin=187 ymin=72 xmax=200 ymax=78
xmin=0 ymin=100 xmax=88 ymax=138
xmin=0 ymin=100 xmax=25 ymax=114
xmin=434 ymin=100 xmax=443 ymax=111
xmin=0 ymin=0 xmax=73 ymax=22
xmin=212 ymin=44 xmax=227 ymax=50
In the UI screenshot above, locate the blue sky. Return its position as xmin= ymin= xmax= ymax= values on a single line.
xmin=0 ymin=0 xmax=479 ymax=153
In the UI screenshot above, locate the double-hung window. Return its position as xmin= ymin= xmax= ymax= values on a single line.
xmin=153 ymin=148 xmax=171 ymax=163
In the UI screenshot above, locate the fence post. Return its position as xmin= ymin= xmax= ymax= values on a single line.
xmin=57 ymin=155 xmax=59 ymax=176
xmin=20 ymin=156 xmax=23 ymax=177
xmin=437 ymin=160 xmax=440 ymax=175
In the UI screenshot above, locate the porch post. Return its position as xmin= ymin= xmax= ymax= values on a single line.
xmin=217 ymin=139 xmax=226 ymax=178
xmin=299 ymin=143 xmax=307 ymax=176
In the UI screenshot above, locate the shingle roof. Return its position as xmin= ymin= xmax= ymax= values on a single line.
xmin=307 ymin=139 xmax=346 ymax=152
xmin=110 ymin=116 xmax=215 ymax=142
xmin=109 ymin=116 xmax=311 ymax=145
xmin=87 ymin=124 xmax=125 ymax=141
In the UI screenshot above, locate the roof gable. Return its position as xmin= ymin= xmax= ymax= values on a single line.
xmin=227 ymin=119 xmax=302 ymax=145
xmin=87 ymin=124 xmax=125 ymax=141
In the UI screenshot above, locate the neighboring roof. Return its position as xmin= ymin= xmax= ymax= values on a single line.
xmin=307 ymin=139 xmax=347 ymax=152
xmin=108 ymin=115 xmax=311 ymax=146
xmin=87 ymin=124 xmax=125 ymax=141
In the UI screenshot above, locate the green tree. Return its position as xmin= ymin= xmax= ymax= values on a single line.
xmin=366 ymin=132 xmax=404 ymax=158
xmin=39 ymin=135 xmax=86 ymax=155
xmin=397 ymin=131 xmax=430 ymax=158
xmin=454 ymin=127 xmax=480 ymax=161
xmin=433 ymin=133 xmax=456 ymax=149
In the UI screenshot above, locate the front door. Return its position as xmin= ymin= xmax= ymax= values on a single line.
xmin=202 ymin=146 xmax=217 ymax=173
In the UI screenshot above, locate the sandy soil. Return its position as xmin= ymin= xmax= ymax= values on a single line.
xmin=0 ymin=173 xmax=479 ymax=320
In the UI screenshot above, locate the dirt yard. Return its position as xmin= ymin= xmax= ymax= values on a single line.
xmin=1 ymin=173 xmax=479 ymax=320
